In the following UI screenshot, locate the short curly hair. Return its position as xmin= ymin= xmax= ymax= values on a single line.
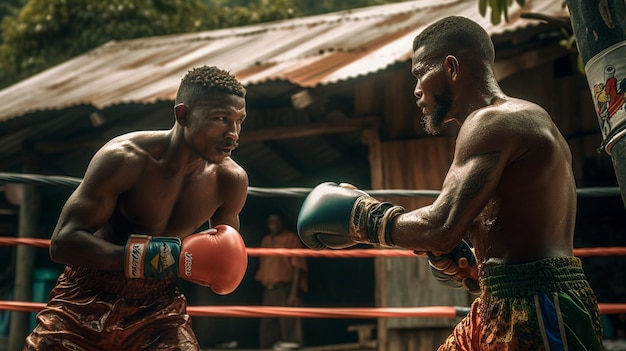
xmin=175 ymin=66 xmax=246 ymax=107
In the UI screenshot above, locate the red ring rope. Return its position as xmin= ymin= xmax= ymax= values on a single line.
xmin=1 ymin=237 xmax=626 ymax=258
xmin=0 ymin=301 xmax=624 ymax=317
xmin=1 ymin=236 xmax=624 ymax=319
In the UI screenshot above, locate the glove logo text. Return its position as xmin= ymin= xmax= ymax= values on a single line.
xmin=129 ymin=242 xmax=145 ymax=278
xmin=184 ymin=252 xmax=193 ymax=276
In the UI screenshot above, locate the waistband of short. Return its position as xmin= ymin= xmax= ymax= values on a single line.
xmin=481 ymin=257 xmax=591 ymax=298
xmin=63 ymin=266 xmax=178 ymax=299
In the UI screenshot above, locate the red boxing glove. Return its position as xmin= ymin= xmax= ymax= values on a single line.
xmin=181 ymin=224 xmax=248 ymax=295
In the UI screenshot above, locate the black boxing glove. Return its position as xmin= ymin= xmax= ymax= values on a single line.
xmin=427 ymin=240 xmax=480 ymax=294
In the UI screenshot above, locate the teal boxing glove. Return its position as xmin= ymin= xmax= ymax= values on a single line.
xmin=427 ymin=239 xmax=480 ymax=294
xmin=125 ymin=235 xmax=182 ymax=278
xmin=124 ymin=226 xmax=249 ymax=295
xmin=297 ymin=182 xmax=405 ymax=249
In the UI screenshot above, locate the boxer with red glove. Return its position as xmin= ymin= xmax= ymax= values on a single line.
xmin=125 ymin=224 xmax=248 ymax=295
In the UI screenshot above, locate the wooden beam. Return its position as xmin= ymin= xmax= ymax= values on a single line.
xmin=35 ymin=139 xmax=105 ymax=154
xmin=34 ymin=117 xmax=381 ymax=154
xmin=264 ymin=140 xmax=310 ymax=175
xmin=240 ymin=117 xmax=379 ymax=143
xmin=494 ymin=45 xmax=571 ymax=81
xmin=322 ymin=134 xmax=368 ymax=164
xmin=0 ymin=153 xmax=24 ymax=170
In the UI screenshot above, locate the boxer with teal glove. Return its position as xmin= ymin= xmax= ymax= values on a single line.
xmin=297 ymin=182 xmax=479 ymax=294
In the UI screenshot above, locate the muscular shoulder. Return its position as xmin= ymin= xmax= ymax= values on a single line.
xmin=466 ymin=98 xmax=548 ymax=131
xmin=458 ymin=98 xmax=552 ymax=158
xmin=215 ymin=158 xmax=248 ymax=187
xmin=209 ymin=158 xmax=249 ymax=223
xmin=98 ymin=131 xmax=167 ymax=164
xmin=215 ymin=157 xmax=249 ymax=201
xmin=84 ymin=132 xmax=167 ymax=190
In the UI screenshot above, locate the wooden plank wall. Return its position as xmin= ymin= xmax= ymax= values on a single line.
xmin=376 ymin=138 xmax=473 ymax=351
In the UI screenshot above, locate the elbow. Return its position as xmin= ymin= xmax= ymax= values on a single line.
xmin=49 ymin=241 xmax=64 ymax=264
xmin=429 ymin=224 xmax=467 ymax=254
xmin=49 ymin=235 xmax=71 ymax=264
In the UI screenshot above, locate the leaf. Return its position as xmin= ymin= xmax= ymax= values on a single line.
xmin=503 ymin=0 xmax=509 ymax=23
xmin=490 ymin=0 xmax=502 ymax=25
xmin=479 ymin=0 xmax=487 ymax=17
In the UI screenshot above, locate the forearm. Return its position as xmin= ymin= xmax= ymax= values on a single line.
xmin=390 ymin=206 xmax=463 ymax=253
xmin=50 ymin=230 xmax=125 ymax=271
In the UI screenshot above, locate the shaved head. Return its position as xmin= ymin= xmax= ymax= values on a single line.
xmin=412 ymin=16 xmax=495 ymax=66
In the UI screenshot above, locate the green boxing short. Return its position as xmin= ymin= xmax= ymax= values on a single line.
xmin=439 ymin=257 xmax=604 ymax=351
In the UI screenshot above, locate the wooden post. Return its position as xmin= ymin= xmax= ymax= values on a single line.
xmin=566 ymin=0 xmax=626 ymax=206
xmin=355 ymin=77 xmax=386 ymax=351
xmin=360 ymin=127 xmax=387 ymax=351
xmin=8 ymin=153 xmax=40 ymax=351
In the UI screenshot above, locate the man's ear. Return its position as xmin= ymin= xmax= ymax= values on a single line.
xmin=174 ymin=103 xmax=188 ymax=126
xmin=444 ymin=55 xmax=459 ymax=82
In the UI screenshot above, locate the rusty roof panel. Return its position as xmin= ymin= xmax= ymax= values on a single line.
xmin=0 ymin=0 xmax=569 ymax=121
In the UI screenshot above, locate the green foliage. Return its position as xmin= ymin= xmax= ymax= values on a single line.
xmin=0 ymin=0 xmax=299 ymax=89
xmin=478 ymin=0 xmax=526 ymax=25
xmin=478 ymin=0 xmax=582 ymax=73
xmin=0 ymin=0 xmax=205 ymax=87
xmin=0 ymin=0 xmax=26 ymax=30
xmin=0 ymin=0 xmax=405 ymax=88
xmin=295 ymin=0 xmax=405 ymax=16
xmin=202 ymin=0 xmax=299 ymax=30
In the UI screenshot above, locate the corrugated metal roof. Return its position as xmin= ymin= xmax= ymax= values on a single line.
xmin=0 ymin=0 xmax=568 ymax=121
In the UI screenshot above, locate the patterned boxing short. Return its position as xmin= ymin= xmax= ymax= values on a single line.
xmin=24 ymin=266 xmax=199 ymax=351
xmin=439 ymin=257 xmax=604 ymax=351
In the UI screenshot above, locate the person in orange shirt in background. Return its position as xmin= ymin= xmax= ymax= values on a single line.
xmin=255 ymin=210 xmax=308 ymax=350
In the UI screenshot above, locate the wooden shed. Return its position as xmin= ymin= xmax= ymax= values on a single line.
xmin=0 ymin=1 xmax=624 ymax=350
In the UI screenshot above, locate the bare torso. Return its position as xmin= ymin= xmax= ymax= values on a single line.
xmin=101 ymin=162 xmax=224 ymax=244
xmin=100 ymin=134 xmax=224 ymax=244
xmin=393 ymin=97 xmax=576 ymax=265
xmin=465 ymin=98 xmax=576 ymax=264
xmin=50 ymin=130 xmax=248 ymax=269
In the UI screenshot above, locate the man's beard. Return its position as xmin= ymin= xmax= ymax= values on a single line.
xmin=422 ymin=86 xmax=452 ymax=135
xmin=422 ymin=98 xmax=451 ymax=135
